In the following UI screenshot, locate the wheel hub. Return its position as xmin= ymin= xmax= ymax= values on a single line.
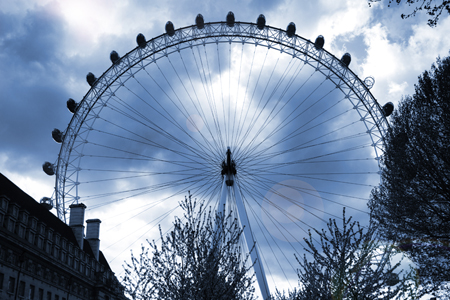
xmin=221 ymin=147 xmax=236 ymax=186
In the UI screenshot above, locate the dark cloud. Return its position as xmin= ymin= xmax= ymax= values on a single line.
xmin=1 ymin=4 xmax=65 ymax=64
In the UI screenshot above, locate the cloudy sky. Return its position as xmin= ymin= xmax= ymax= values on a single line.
xmin=1 ymin=0 xmax=449 ymax=298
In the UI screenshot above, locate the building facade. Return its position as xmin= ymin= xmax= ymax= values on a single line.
xmin=0 ymin=173 xmax=127 ymax=300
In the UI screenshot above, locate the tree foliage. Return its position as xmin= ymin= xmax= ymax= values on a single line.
xmin=122 ymin=193 xmax=255 ymax=300
xmin=369 ymin=54 xmax=450 ymax=295
xmin=368 ymin=0 xmax=450 ymax=26
xmin=291 ymin=209 xmax=414 ymax=300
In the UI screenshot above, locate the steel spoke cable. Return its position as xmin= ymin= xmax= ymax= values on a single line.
xmin=240 ymin=131 xmax=369 ymax=169
xmin=177 ymin=51 xmax=222 ymax=156
xmin=81 ymin=141 xmax=214 ymax=171
xmin=234 ymin=53 xmax=286 ymax=158
xmin=106 ymin=206 xmax=180 ymax=263
xmin=81 ymin=168 xmax=211 ymax=177
xmin=236 ymin=172 xmax=372 ymax=216
xmin=82 ymin=174 xmax=207 ymax=202
xmin=101 ymin=100 xmax=219 ymax=166
xmin=235 ymin=58 xmax=312 ymax=160
xmin=135 ymin=67 xmax=217 ymax=158
xmin=87 ymin=171 xmax=219 ymax=208
xmin=238 ymin=176 xmax=323 ymax=230
xmin=201 ymin=44 xmax=226 ymax=151
xmin=250 ymin=146 xmax=375 ymax=176
xmin=239 ymin=171 xmax=370 ymax=215
xmin=187 ymin=46 xmax=224 ymax=154
xmin=245 ymin=123 xmax=368 ymax=164
xmin=122 ymin=69 xmax=216 ymax=162
xmin=231 ymin=186 xmax=280 ymax=289
xmin=236 ymin=80 xmax=350 ymax=164
xmin=104 ymin=95 xmax=209 ymax=160
xmin=237 ymin=178 xmax=317 ymax=251
xmin=112 ymin=79 xmax=199 ymax=149
xmin=215 ymin=43 xmax=228 ymax=148
xmin=236 ymin=52 xmax=295 ymax=153
xmin=240 ymin=171 xmax=369 ymax=201
xmin=227 ymin=42 xmax=232 ymax=148
xmin=243 ymin=80 xmax=335 ymax=159
xmin=239 ymin=172 xmax=333 ymax=222
xmin=100 ymin=99 xmax=217 ymax=165
xmin=242 ymin=141 xmax=373 ymax=172
xmin=88 ymin=126 xmax=214 ymax=167
xmin=230 ymin=43 xmax=244 ymax=151
xmin=194 ymin=45 xmax=227 ymax=153
xmin=237 ymin=58 xmax=312 ymax=160
xmin=240 ymin=178 xmax=310 ymax=245
xmin=233 ymin=47 xmax=272 ymax=155
xmin=244 ymin=195 xmax=297 ymax=289
xmin=272 ymin=108 xmax=357 ymax=151
xmin=78 ymin=154 xmax=209 ymax=169
xmin=232 ymin=44 xmax=260 ymax=150
xmin=165 ymin=54 xmax=223 ymax=158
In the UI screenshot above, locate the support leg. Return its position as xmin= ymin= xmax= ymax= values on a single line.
xmin=233 ymin=181 xmax=270 ymax=300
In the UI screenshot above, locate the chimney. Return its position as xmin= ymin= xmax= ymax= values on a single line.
xmin=86 ymin=219 xmax=101 ymax=260
xmin=69 ymin=203 xmax=86 ymax=249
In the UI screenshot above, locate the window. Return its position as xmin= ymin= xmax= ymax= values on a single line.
xmin=29 ymin=285 xmax=35 ymax=300
xmin=18 ymin=280 xmax=25 ymax=297
xmin=38 ymin=289 xmax=43 ymax=300
xmin=54 ymin=295 xmax=59 ymax=300
xmin=0 ymin=272 xmax=4 ymax=290
xmin=47 ymin=291 xmax=51 ymax=300
xmin=8 ymin=276 xmax=15 ymax=294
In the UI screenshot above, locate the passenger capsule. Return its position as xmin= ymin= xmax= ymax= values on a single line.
xmin=67 ymin=98 xmax=78 ymax=113
xmin=196 ymin=14 xmax=205 ymax=29
xmin=110 ymin=51 xmax=120 ymax=64
xmin=86 ymin=72 xmax=97 ymax=86
xmin=136 ymin=33 xmax=146 ymax=48
xmin=314 ymin=35 xmax=324 ymax=50
xmin=52 ymin=128 xmax=63 ymax=143
xmin=256 ymin=14 xmax=266 ymax=30
xmin=40 ymin=197 xmax=53 ymax=210
xmin=226 ymin=11 xmax=235 ymax=27
xmin=165 ymin=21 xmax=175 ymax=36
xmin=286 ymin=22 xmax=296 ymax=37
xmin=383 ymin=102 xmax=394 ymax=117
xmin=43 ymin=162 xmax=55 ymax=176
xmin=341 ymin=53 xmax=351 ymax=67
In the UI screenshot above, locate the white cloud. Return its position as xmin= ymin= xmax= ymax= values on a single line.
xmin=361 ymin=16 xmax=450 ymax=107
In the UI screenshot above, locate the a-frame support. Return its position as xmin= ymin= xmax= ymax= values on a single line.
xmin=218 ymin=147 xmax=270 ymax=300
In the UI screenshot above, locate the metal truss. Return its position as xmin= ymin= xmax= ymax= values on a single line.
xmin=55 ymin=21 xmax=389 ymax=223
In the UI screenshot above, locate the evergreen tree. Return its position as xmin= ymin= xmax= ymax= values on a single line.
xmin=122 ymin=193 xmax=255 ymax=300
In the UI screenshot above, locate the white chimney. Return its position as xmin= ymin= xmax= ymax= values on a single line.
xmin=86 ymin=219 xmax=101 ymax=260
xmin=69 ymin=203 xmax=86 ymax=249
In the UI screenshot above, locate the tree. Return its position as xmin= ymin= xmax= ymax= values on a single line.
xmin=369 ymin=54 xmax=450 ymax=296
xmin=122 ymin=193 xmax=255 ymax=300
xmin=292 ymin=209 xmax=414 ymax=300
xmin=368 ymin=0 xmax=450 ymax=27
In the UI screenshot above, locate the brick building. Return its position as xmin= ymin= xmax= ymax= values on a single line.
xmin=0 ymin=173 xmax=127 ymax=300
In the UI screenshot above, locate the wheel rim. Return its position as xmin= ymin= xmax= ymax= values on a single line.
xmin=54 ymin=20 xmax=389 ymax=293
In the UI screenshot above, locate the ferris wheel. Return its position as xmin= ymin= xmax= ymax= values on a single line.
xmin=43 ymin=12 xmax=393 ymax=299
